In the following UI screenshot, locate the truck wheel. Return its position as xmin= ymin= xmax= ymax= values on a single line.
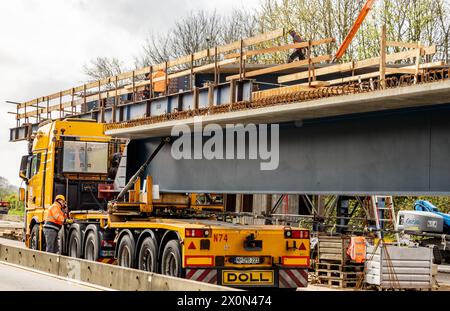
xmin=443 ymin=250 xmax=450 ymax=264
xmin=30 ymin=224 xmax=40 ymax=250
xmin=138 ymin=237 xmax=158 ymax=272
xmin=57 ymin=229 xmax=66 ymax=255
xmin=432 ymin=246 xmax=442 ymax=265
xmin=161 ymin=240 xmax=182 ymax=277
xmin=84 ymin=231 xmax=99 ymax=261
xmin=117 ymin=235 xmax=135 ymax=268
xmin=68 ymin=230 xmax=82 ymax=258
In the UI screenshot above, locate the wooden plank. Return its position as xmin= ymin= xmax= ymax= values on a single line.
xmin=415 ymin=42 xmax=422 ymax=83
xmin=386 ymin=41 xmax=420 ymax=49
xmin=305 ymin=61 xmax=445 ymax=87
xmin=226 ymin=54 xmax=331 ymax=81
xmin=385 ymin=67 xmax=418 ymax=75
xmin=241 ymin=28 xmax=285 ymax=48
xmin=126 ymin=58 xmax=239 ymax=90
xmin=398 ymin=61 xmax=445 ymax=71
xmin=417 ymin=61 xmax=446 ymax=69
xmin=278 ymin=45 xmax=436 ymax=83
xmin=317 ymin=72 xmax=381 ymax=86
xmin=225 ymin=43 xmax=306 ymax=59
xmin=380 ymin=25 xmax=387 ymax=88
xmin=279 ymin=62 xmax=354 ymax=83
xmin=18 ymin=29 xmax=285 ymax=111
xmin=225 ymin=38 xmax=335 ymax=59
xmin=310 ymin=81 xmax=330 ymax=87
xmin=162 ymin=58 xmax=238 ymax=82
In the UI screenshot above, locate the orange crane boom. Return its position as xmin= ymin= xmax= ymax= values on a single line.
xmin=334 ymin=0 xmax=376 ymax=61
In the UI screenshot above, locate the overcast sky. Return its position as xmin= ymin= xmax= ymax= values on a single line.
xmin=0 ymin=0 xmax=261 ymax=186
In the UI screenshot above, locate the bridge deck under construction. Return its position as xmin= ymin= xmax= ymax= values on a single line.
xmin=9 ymin=28 xmax=449 ymax=142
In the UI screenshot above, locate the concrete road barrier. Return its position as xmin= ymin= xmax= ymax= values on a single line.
xmin=0 ymin=242 xmax=237 ymax=291
xmin=438 ymin=265 xmax=450 ymax=274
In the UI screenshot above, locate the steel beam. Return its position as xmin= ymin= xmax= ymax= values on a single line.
xmin=127 ymin=104 xmax=450 ymax=195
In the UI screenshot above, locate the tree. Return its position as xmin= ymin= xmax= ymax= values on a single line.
xmin=220 ymin=8 xmax=260 ymax=45
xmin=0 ymin=176 xmax=17 ymax=199
xmin=0 ymin=176 xmax=23 ymax=215
xmin=137 ymin=10 xmax=222 ymax=68
xmin=84 ymin=0 xmax=450 ymax=80
xmin=83 ymin=57 xmax=126 ymax=83
xmin=136 ymin=8 xmax=261 ymax=68
xmin=258 ymin=0 xmax=450 ymax=62
xmin=435 ymin=0 xmax=450 ymax=62
xmin=394 ymin=196 xmax=450 ymax=214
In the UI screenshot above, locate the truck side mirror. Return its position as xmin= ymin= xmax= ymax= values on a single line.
xmin=19 ymin=155 xmax=30 ymax=181
xmin=19 ymin=188 xmax=25 ymax=202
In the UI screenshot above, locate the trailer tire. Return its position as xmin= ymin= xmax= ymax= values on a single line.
xmin=117 ymin=234 xmax=135 ymax=268
xmin=443 ymin=250 xmax=450 ymax=264
xmin=57 ymin=228 xmax=66 ymax=255
xmin=84 ymin=231 xmax=99 ymax=261
xmin=30 ymin=224 xmax=40 ymax=250
xmin=138 ymin=237 xmax=158 ymax=272
xmin=161 ymin=240 xmax=182 ymax=277
xmin=432 ymin=245 xmax=442 ymax=265
xmin=68 ymin=229 xmax=82 ymax=258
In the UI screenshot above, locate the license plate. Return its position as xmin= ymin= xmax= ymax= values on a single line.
xmin=100 ymin=250 xmax=114 ymax=257
xmin=222 ymin=270 xmax=274 ymax=286
xmin=232 ymin=257 xmax=261 ymax=264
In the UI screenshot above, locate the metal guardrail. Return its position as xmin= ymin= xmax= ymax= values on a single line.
xmin=0 ymin=242 xmax=236 ymax=291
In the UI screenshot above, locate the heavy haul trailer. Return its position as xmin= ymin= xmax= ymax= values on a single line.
xmin=19 ymin=118 xmax=310 ymax=289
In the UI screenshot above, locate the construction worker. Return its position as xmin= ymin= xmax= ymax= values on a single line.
xmin=43 ymin=195 xmax=68 ymax=254
xmin=287 ymin=29 xmax=307 ymax=63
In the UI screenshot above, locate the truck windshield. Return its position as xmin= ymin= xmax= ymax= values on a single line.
xmin=63 ymin=141 xmax=108 ymax=174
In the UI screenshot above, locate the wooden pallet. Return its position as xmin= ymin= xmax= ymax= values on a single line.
xmin=317 ymin=278 xmax=359 ymax=288
xmin=315 ymin=260 xmax=365 ymax=288
xmin=316 ymin=262 xmax=365 ymax=272
xmin=317 ymin=269 xmax=363 ymax=279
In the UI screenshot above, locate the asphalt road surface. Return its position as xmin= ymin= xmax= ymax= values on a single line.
xmin=0 ymin=237 xmax=103 ymax=291
xmin=0 ymin=262 xmax=98 ymax=291
xmin=437 ymin=270 xmax=450 ymax=286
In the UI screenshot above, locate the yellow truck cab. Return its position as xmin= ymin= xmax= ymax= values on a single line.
xmin=19 ymin=119 xmax=310 ymax=289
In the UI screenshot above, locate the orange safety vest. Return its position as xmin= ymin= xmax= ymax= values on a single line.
xmin=45 ymin=202 xmax=66 ymax=227
xmin=347 ymin=237 xmax=366 ymax=264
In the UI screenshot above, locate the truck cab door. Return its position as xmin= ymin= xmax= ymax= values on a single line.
xmin=27 ymin=152 xmax=45 ymax=209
